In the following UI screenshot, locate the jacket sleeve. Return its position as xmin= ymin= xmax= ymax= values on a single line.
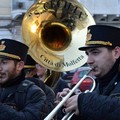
xmin=76 ymin=92 xmax=120 ymax=120
xmin=45 ymin=85 xmax=55 ymax=113
xmin=0 ymin=85 xmax=47 ymax=120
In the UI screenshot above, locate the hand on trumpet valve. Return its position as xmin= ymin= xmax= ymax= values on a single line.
xmin=56 ymin=88 xmax=80 ymax=115
xmin=55 ymin=88 xmax=70 ymax=104
xmin=62 ymin=94 xmax=79 ymax=115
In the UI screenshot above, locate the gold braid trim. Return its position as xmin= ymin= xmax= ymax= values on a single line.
xmin=44 ymin=70 xmax=52 ymax=83
xmin=24 ymin=65 xmax=35 ymax=69
xmin=86 ymin=41 xmax=112 ymax=46
xmin=0 ymin=52 xmax=21 ymax=60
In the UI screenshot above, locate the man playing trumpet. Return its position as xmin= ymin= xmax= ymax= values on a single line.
xmin=57 ymin=25 xmax=120 ymax=120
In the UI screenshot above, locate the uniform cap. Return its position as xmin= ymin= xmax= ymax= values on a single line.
xmin=0 ymin=38 xmax=28 ymax=62
xmin=79 ymin=25 xmax=120 ymax=50
xmin=24 ymin=54 xmax=36 ymax=69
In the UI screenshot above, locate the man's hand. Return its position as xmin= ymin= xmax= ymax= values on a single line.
xmin=56 ymin=88 xmax=80 ymax=115
xmin=64 ymin=94 xmax=79 ymax=115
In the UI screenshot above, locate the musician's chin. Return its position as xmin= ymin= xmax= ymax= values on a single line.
xmin=0 ymin=75 xmax=7 ymax=84
xmin=90 ymin=68 xmax=100 ymax=77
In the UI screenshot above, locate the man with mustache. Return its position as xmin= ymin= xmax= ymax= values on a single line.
xmin=57 ymin=25 xmax=120 ymax=120
xmin=0 ymin=39 xmax=47 ymax=120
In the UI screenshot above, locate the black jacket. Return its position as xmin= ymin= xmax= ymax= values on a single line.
xmin=26 ymin=77 xmax=55 ymax=114
xmin=0 ymin=72 xmax=47 ymax=120
xmin=53 ymin=78 xmax=69 ymax=95
xmin=45 ymin=85 xmax=55 ymax=113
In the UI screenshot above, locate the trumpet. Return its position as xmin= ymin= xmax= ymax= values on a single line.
xmin=44 ymin=69 xmax=96 ymax=120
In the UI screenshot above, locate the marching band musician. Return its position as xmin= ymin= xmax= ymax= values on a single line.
xmin=57 ymin=25 xmax=120 ymax=120
xmin=0 ymin=39 xmax=47 ymax=120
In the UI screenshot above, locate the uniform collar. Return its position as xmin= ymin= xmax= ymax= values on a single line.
xmin=0 ymin=70 xmax=25 ymax=88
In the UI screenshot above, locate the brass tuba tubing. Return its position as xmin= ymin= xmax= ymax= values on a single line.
xmin=44 ymin=69 xmax=96 ymax=120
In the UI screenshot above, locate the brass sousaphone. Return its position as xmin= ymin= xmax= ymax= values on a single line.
xmin=22 ymin=0 xmax=95 ymax=72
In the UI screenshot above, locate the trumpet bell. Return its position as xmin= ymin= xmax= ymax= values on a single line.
xmin=22 ymin=0 xmax=95 ymax=72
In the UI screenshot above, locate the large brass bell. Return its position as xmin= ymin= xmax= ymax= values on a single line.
xmin=22 ymin=0 xmax=95 ymax=72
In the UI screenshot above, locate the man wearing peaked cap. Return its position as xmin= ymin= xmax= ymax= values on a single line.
xmin=0 ymin=38 xmax=47 ymax=120
xmin=57 ymin=25 xmax=120 ymax=120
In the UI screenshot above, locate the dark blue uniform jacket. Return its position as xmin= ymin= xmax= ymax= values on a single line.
xmin=71 ymin=61 xmax=120 ymax=120
xmin=0 ymin=72 xmax=47 ymax=120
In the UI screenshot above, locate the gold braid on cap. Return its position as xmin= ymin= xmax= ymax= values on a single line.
xmin=0 ymin=52 xmax=21 ymax=60
xmin=86 ymin=29 xmax=112 ymax=46
xmin=86 ymin=41 xmax=112 ymax=46
xmin=24 ymin=65 xmax=35 ymax=69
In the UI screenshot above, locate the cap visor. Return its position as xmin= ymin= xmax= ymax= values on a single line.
xmin=78 ymin=45 xmax=103 ymax=51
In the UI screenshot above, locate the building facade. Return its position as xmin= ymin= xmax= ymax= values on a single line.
xmin=79 ymin=0 xmax=120 ymax=27
xmin=0 ymin=0 xmax=120 ymax=41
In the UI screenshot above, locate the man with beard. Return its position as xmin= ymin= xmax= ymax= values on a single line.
xmin=0 ymin=39 xmax=47 ymax=120
xmin=57 ymin=25 xmax=120 ymax=120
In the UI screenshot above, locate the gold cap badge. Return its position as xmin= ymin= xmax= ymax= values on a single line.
xmin=0 ymin=41 xmax=6 ymax=51
xmin=86 ymin=29 xmax=92 ymax=41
